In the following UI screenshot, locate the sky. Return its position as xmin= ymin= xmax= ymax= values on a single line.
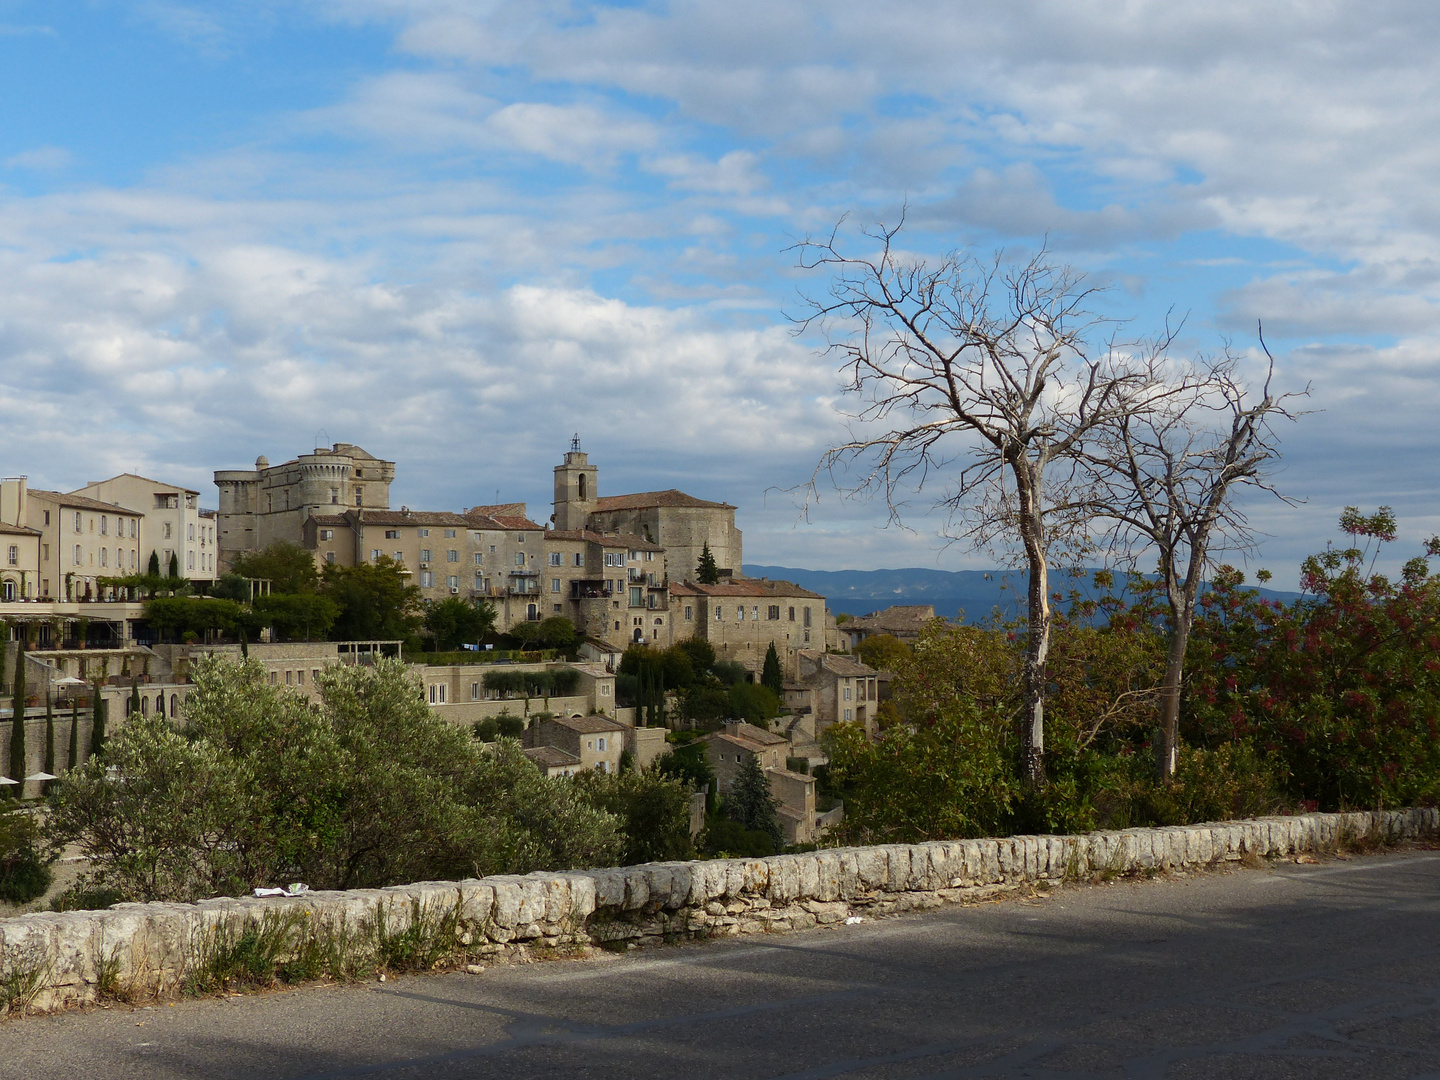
xmin=1 ymin=1 xmax=1438 ymax=586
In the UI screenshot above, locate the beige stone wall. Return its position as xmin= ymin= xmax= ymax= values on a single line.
xmin=26 ymin=492 xmax=143 ymax=600
xmin=4 ymin=808 xmax=1435 ymax=1015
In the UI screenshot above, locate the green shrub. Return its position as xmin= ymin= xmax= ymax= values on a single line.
xmin=0 ymin=810 xmax=51 ymax=905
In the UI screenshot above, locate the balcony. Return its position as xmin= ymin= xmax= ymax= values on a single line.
xmin=509 ymin=568 xmax=539 ymax=578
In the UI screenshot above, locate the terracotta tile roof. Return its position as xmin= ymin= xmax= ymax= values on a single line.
xmin=466 ymin=502 xmax=528 ymax=517
xmin=670 ymin=579 xmax=824 ymax=600
xmin=545 ymin=529 xmax=662 ymax=551
xmin=593 ymin=489 xmax=733 ymax=511
xmin=764 ymin=767 xmax=815 ymax=784
xmin=523 ymin=745 xmax=582 ymax=768
xmin=0 ymin=522 xmax=40 ymax=537
xmin=724 ymin=721 xmax=787 ymax=745
xmin=310 ymin=514 xmax=348 ymax=526
xmin=28 ymin=489 xmax=142 ymax=516
xmin=842 ymin=604 xmax=937 ymax=633
xmin=465 ymin=508 xmax=544 ymax=531
xmin=817 ymin=654 xmax=876 ymax=677
xmin=78 ymin=473 xmax=199 ymax=496
xmin=548 ymin=715 xmax=626 ymax=734
xmin=357 ymin=509 xmax=472 ymax=527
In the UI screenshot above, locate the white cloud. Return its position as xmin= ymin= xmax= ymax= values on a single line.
xmin=5 ymin=146 xmax=72 ymax=171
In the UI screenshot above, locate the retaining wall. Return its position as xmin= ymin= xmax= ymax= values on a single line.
xmin=3 ymin=808 xmax=1435 ymax=1014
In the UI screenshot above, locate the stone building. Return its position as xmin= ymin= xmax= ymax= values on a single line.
xmin=544 ymin=528 xmax=669 ymax=649
xmin=788 ymin=651 xmax=880 ymax=740
xmin=839 ymin=604 xmax=937 ymax=649
xmin=701 ymin=721 xmax=817 ymax=845
xmin=526 ymin=715 xmax=627 ymax=774
xmin=214 ymin=443 xmax=395 ymax=572
xmin=670 ymin=578 xmax=833 ymax=669
xmin=11 ymin=481 xmax=145 ymax=601
xmin=72 ymin=473 xmax=217 ymax=583
xmin=552 ymin=442 xmax=742 ymax=581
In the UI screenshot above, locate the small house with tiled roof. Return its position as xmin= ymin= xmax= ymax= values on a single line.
xmin=526 ymin=714 xmax=627 ymax=774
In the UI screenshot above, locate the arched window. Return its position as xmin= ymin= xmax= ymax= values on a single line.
xmin=1 ymin=579 xmax=12 ymax=602
xmin=140 ymin=696 xmax=148 ymax=716
xmin=155 ymin=694 xmax=165 ymax=717
xmin=171 ymin=694 xmax=179 ymax=717
xmin=578 ymin=474 xmax=588 ymax=500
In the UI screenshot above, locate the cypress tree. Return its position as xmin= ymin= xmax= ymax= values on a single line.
xmin=726 ymin=754 xmax=783 ymax=850
xmin=0 ymin=626 xmax=7 ymax=696
xmin=42 ymin=692 xmax=54 ymax=797
xmin=67 ymin=699 xmax=79 ymax=771
xmin=8 ymin=635 xmax=24 ymax=796
xmin=695 ymin=543 xmax=720 ymax=585
xmin=167 ymin=551 xmax=180 ymax=580
xmin=89 ymin=684 xmax=106 ymax=759
xmin=761 ymin=642 xmax=784 ymax=696
xmin=148 ymin=551 xmax=161 ymax=577
xmin=129 ymin=678 xmax=142 ymax=720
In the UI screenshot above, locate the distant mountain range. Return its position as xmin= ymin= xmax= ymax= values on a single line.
xmin=742 ymin=564 xmax=1300 ymax=621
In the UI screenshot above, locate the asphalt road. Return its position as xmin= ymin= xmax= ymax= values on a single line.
xmin=3 ymin=848 xmax=1439 ymax=1080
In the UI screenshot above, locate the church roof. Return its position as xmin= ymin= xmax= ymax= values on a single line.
xmin=593 ymin=489 xmax=733 ymax=511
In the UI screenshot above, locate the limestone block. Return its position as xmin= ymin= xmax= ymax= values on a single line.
xmin=853 ymin=847 xmax=887 ymax=890
xmin=814 ymin=852 xmax=843 ymax=902
xmin=741 ymin=859 xmax=770 ymax=895
xmin=587 ymin=869 xmax=628 ymax=910
xmin=765 ymin=855 xmax=800 ymax=903
xmin=455 ymin=881 xmax=497 ymax=934
xmin=802 ymin=900 xmax=849 ymax=924
xmin=796 ymin=854 xmax=823 ymax=902
xmin=622 ymin=869 xmax=650 ymax=912
xmin=723 ymin=860 xmax=748 ymax=898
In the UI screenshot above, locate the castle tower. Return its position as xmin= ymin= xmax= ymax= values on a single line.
xmin=552 ymin=436 xmax=598 ymax=532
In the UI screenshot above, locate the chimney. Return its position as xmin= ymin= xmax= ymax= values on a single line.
xmin=0 ymin=476 xmax=27 ymax=527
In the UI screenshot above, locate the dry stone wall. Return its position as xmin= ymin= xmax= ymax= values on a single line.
xmin=3 ymin=808 xmax=1435 ymax=1015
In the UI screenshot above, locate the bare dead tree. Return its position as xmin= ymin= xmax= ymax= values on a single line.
xmin=1087 ymin=332 xmax=1305 ymax=780
xmin=794 ymin=219 xmax=1156 ymax=784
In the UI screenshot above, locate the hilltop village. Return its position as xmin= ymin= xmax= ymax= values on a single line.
xmin=1 ymin=441 xmax=910 ymax=844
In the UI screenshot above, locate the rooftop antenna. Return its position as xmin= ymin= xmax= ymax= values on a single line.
xmin=570 ymin=432 xmax=581 ymax=452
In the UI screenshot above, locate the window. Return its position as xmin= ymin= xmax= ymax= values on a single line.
xmin=843 ymin=686 xmax=852 ymax=701
xmin=803 ymin=607 xmax=812 ymax=628
xmin=130 ymin=550 xmax=136 ymax=570
xmin=161 ymin=521 xmax=171 ymax=539
xmin=43 ymin=510 xmax=50 ymax=526
xmin=514 ymin=552 xmax=525 ymax=566
xmin=753 ymin=606 xmax=759 ymax=621
xmin=553 ymin=604 xmax=562 ymax=612
xmin=474 ymin=552 xmax=483 ymax=565
xmin=597 ymin=737 xmax=607 ymax=751
xmin=355 ymin=487 xmax=364 ymax=506
xmin=470 ymin=682 xmax=480 ymax=701
xmin=768 ymin=605 xmax=780 ymax=620
xmin=603 ymin=553 xmax=613 ymax=567
xmin=285 ymin=670 xmax=293 ymax=685
xmin=394 ymin=552 xmax=403 ymax=561
xmin=187 ymin=523 xmax=195 ymax=542
xmin=331 ymin=489 xmax=339 ymax=505
xmin=41 ymin=544 xmax=48 ymax=561
xmin=386 ymin=530 xmax=400 ymax=540
xmin=419 ymin=549 xmax=432 ymax=562
xmin=99 ymin=548 xmax=107 ymax=568
xmin=444 ymin=529 xmax=456 ymax=538
xmin=269 ymin=671 xmax=277 ymax=685
xmin=489 ymin=545 xmax=496 ymax=553
xmin=646 ymin=551 xmax=654 ymax=561
xmin=5 ymin=546 xmax=15 ymax=567
xmin=131 ymin=519 xmax=137 ymax=538
xmin=370 ymin=549 xmax=382 ymax=561
xmin=628 ymin=550 xmax=638 ymax=561
xmin=714 ymin=604 xmax=722 ymax=620
xmin=100 ymin=516 xmax=107 ymax=536
xmin=325 ymin=552 xmax=336 ymax=564
xmin=448 ymin=575 xmax=459 ymax=588
xmin=313 ymin=670 xmax=320 ymax=684
xmin=517 ymin=534 xmax=525 ymax=543
xmin=574 ymin=552 xmax=583 ymax=567
xmin=552 ymin=578 xmax=561 ymax=593
xmin=549 ymin=552 xmax=562 ymax=566
xmin=319 ymin=529 xmax=334 ymax=541
xmin=74 ymin=545 xmax=82 ymax=566
xmin=73 ymin=512 xmax=81 ymax=533
xmin=420 ymin=571 xmax=434 ymax=587
xmin=428 ymin=683 xmax=447 ymax=704
xmin=187 ymin=551 xmax=195 ymax=570
xmin=684 ymin=606 xmax=693 ymax=621
xmin=418 ymin=528 xmax=430 ymax=538
xmin=737 ymin=606 xmax=745 ymax=621
xmin=447 ymin=550 xmax=458 ymax=562
xmin=296 ymin=670 xmax=307 ymax=688
xmin=844 ymin=708 xmax=853 ymax=722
